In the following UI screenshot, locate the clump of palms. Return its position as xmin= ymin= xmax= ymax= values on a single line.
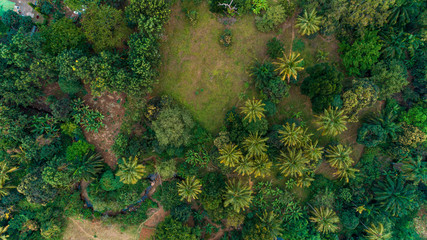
xmin=218 ymin=143 xmax=243 ymax=168
xmin=309 ymin=207 xmax=340 ymax=234
xmin=224 ymin=180 xmax=253 ymax=213
xmin=240 ymin=98 xmax=266 ymax=123
xmin=242 ymin=132 xmax=268 ymax=158
xmin=177 ymin=176 xmax=202 ymax=202
xmin=296 ymin=9 xmax=322 ymax=36
xmin=274 ymin=52 xmax=304 ymax=82
xmin=116 ymin=156 xmax=145 ymax=184
xmin=365 ymin=223 xmax=392 ymax=240
xmin=278 ymin=149 xmax=309 ymax=178
xmin=315 ymin=107 xmax=348 ymax=136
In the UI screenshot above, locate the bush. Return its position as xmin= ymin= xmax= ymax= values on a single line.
xmin=357 ymin=124 xmax=387 ymax=147
xmin=292 ymin=37 xmax=305 ymax=52
xmin=50 ymin=98 xmax=72 ymax=121
xmin=156 ymin=159 xmax=177 ymax=180
xmin=267 ymin=37 xmax=284 ymax=59
xmin=99 ymin=170 xmax=123 ymax=192
xmin=66 ymin=140 xmax=95 ymax=162
xmin=251 ymin=61 xmax=290 ymax=104
xmin=219 ymin=29 xmax=232 ymax=47
xmin=153 ymin=181 xmax=182 ymax=211
xmin=340 ymin=211 xmax=359 ymax=230
xmin=255 ymin=4 xmax=287 ymax=32
xmin=171 ymin=204 xmax=192 ymax=222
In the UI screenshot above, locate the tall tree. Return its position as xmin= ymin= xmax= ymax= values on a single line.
xmin=296 ymin=9 xmax=322 ymax=36
xmin=115 ymin=156 xmax=145 ymax=184
xmin=240 ymin=98 xmax=266 ymax=123
xmin=177 ymin=176 xmax=202 ymax=202
xmin=224 ymin=180 xmax=253 ymax=213
xmin=309 ymin=207 xmax=340 ymax=234
xmin=304 ymin=140 xmax=323 ymax=164
xmin=278 ymin=149 xmax=309 ymax=177
xmin=218 ymin=143 xmax=243 ymax=167
xmin=274 ymin=52 xmax=304 ymax=82
xmin=315 ymin=107 xmax=348 ymax=136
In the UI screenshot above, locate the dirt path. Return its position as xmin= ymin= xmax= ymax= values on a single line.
xmin=138 ymin=206 xmax=169 ymax=240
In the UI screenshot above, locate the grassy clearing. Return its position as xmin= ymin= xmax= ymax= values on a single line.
xmin=157 ymin=2 xmax=276 ymax=133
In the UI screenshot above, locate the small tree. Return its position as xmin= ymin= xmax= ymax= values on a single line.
xmin=309 ymin=207 xmax=340 ymax=234
xmin=326 ymin=145 xmax=353 ymax=170
xmin=177 ymin=176 xmax=202 ymax=202
xmin=274 ymin=52 xmax=304 ymax=83
xmin=315 ymin=107 xmax=348 ymax=136
xmin=278 ymin=149 xmax=309 ymax=178
xmin=240 ymin=98 xmax=266 ymax=123
xmin=365 ymin=223 xmax=392 ymax=240
xmin=296 ymin=9 xmax=322 ymax=36
xmin=218 ymin=143 xmax=243 ymax=167
xmin=224 ymin=180 xmax=253 ymax=213
xmin=243 ymin=132 xmax=268 ymax=158
xmin=116 ymin=156 xmax=145 ymax=184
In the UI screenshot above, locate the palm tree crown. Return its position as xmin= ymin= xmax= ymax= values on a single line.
xmin=278 ymin=149 xmax=309 ymax=177
xmin=274 ymin=52 xmax=304 ymax=82
xmin=296 ymin=9 xmax=322 ymax=36
xmin=304 ymin=140 xmax=323 ymax=164
xmin=309 ymin=207 xmax=340 ymax=234
xmin=400 ymin=157 xmax=426 ymax=185
xmin=241 ymin=98 xmax=266 ymax=123
xmin=251 ymin=155 xmax=272 ymax=178
xmin=0 ymin=161 xmax=18 ymax=186
xmin=218 ymin=143 xmax=243 ymax=168
xmin=278 ymin=122 xmax=305 ymax=147
xmin=234 ymin=156 xmax=254 ymax=176
xmin=177 ymin=176 xmax=202 ymax=202
xmin=224 ymin=180 xmax=253 ymax=213
xmin=365 ymin=223 xmax=392 ymax=240
xmin=243 ymin=132 xmax=268 ymax=158
xmin=334 ymin=166 xmax=359 ymax=183
xmin=315 ymin=107 xmax=348 ymax=136
xmin=116 ymin=156 xmax=145 ymax=184
xmin=325 ymin=145 xmax=353 ymax=169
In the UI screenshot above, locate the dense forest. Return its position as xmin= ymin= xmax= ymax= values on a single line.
xmin=0 ymin=0 xmax=426 ymax=239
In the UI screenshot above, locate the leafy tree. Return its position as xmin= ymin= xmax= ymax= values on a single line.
xmin=309 ymin=207 xmax=340 ymax=234
xmin=325 ymin=145 xmax=353 ymax=170
xmin=274 ymin=52 xmax=304 ymax=83
xmin=242 ymin=132 xmax=268 ymax=158
xmin=152 ymin=106 xmax=195 ymax=148
xmin=71 ymin=98 xmax=105 ymax=133
xmin=156 ymin=159 xmax=176 ymax=180
xmin=365 ymin=223 xmax=392 ymax=240
xmin=266 ymin=37 xmax=284 ymax=59
xmin=252 ymin=0 xmax=268 ymax=14
xmin=340 ymin=31 xmax=383 ymax=76
xmin=250 ymin=61 xmax=289 ymax=103
xmin=357 ymin=124 xmax=387 ymax=147
xmin=255 ymin=4 xmax=288 ymax=32
xmin=397 ymin=124 xmax=426 ymax=147
xmin=82 ymin=3 xmax=131 ymax=52
xmin=17 ymin=171 xmax=58 ymax=205
xmin=177 ymin=176 xmax=202 ymax=202
xmin=373 ymin=176 xmax=417 ymax=217
xmin=400 ymin=157 xmax=426 ymax=185
xmin=218 ymin=143 xmax=243 ymax=167
xmin=224 ymin=180 xmax=253 ymax=213
xmin=240 ymin=98 xmax=266 ymax=123
xmin=56 ymin=49 xmax=88 ymax=94
xmin=296 ymin=9 xmax=322 ymax=36
xmin=1 ymin=10 xmax=33 ymax=32
xmin=301 ymin=63 xmax=343 ymax=113
xmin=278 ymin=122 xmax=305 ymax=147
xmin=99 ymin=170 xmax=123 ymax=191
xmin=125 ymin=0 xmax=170 ymax=36
xmin=66 ymin=140 xmax=95 ymax=162
xmin=342 ymin=80 xmax=378 ymax=122
xmin=153 ymin=216 xmax=197 ymax=240
xmin=315 ymin=107 xmax=348 ymax=136
xmin=42 ymin=157 xmax=73 ymax=189
xmin=41 ymin=17 xmax=85 ymax=55
xmin=370 ymin=60 xmax=408 ymax=99
xmin=116 ymin=156 xmax=145 ymax=184
xmin=278 ymin=149 xmax=309 ymax=178
xmin=399 ymin=104 xmax=427 ymax=134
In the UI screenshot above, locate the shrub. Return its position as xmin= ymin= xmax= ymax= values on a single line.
xmin=50 ymin=98 xmax=72 ymax=121
xmin=292 ymin=37 xmax=305 ymax=52
xmin=66 ymin=140 xmax=95 ymax=162
xmin=71 ymin=99 xmax=105 ymax=132
xmin=153 ymin=181 xmax=182 ymax=211
xmin=370 ymin=60 xmax=408 ymax=99
xmin=255 ymin=4 xmax=287 ymax=32
xmin=171 ymin=204 xmax=192 ymax=222
xmin=340 ymin=211 xmax=359 ymax=230
xmin=357 ymin=124 xmax=387 ymax=147
xmin=251 ymin=61 xmax=290 ymax=104
xmin=219 ymin=29 xmax=232 ymax=47
xmin=156 ymin=159 xmax=177 ymax=180
xmin=266 ymin=37 xmax=284 ymax=59
xmin=100 ymin=170 xmax=124 ymax=191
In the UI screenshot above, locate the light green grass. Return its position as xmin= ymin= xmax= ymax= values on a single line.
xmin=157 ymin=2 xmax=276 ymax=133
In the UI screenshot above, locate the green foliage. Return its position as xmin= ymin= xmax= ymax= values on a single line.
xmin=17 ymin=171 xmax=58 ymax=205
xmin=153 ymin=181 xmax=182 ymax=211
xmin=152 ymin=106 xmax=194 ymax=148
xmin=31 ymin=115 xmax=59 ymax=137
xmin=185 ymin=149 xmax=210 ymax=167
xmin=41 ymin=18 xmax=85 ymax=55
xmin=50 ymin=98 xmax=72 ymax=121
xmin=125 ymin=0 xmax=170 ymax=35
xmin=116 ymin=156 xmax=145 ymax=185
xmin=255 ymin=4 xmax=288 ymax=32
xmin=71 ymin=99 xmax=105 ymax=132
xmin=340 ymin=31 xmax=383 ymax=76
xmin=339 ymin=211 xmax=359 ymax=230
xmin=1 ymin=10 xmax=33 ymax=32
xmin=301 ymin=63 xmax=343 ymax=113
xmin=266 ymin=37 xmax=284 ymax=59
xmin=250 ymin=61 xmax=289 ymax=104
xmin=357 ymin=124 xmax=387 ymax=147
xmin=55 ymin=49 xmax=87 ymax=94
xmin=171 ymin=203 xmax=192 ymax=222
xmin=400 ymin=104 xmax=427 ymax=134
xmin=342 ymin=80 xmax=378 ymax=122
xmin=42 ymin=159 xmax=72 ymax=189
xmin=156 ymin=159 xmax=177 ymax=180
xmin=65 ymin=140 xmax=95 ymax=162
xmin=99 ymin=170 xmax=123 ymax=191
xmin=252 ymin=0 xmax=268 ymax=15
xmin=370 ymin=60 xmax=408 ymax=99
xmin=71 ymin=151 xmax=104 ymax=182
xmin=82 ymin=4 xmax=131 ymax=52
xmin=219 ymin=29 xmax=232 ymax=47
xmin=153 ymin=216 xmax=197 ymax=240
xmin=397 ymin=124 xmax=426 ymax=147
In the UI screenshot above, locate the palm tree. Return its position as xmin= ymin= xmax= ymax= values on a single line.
xmin=116 ymin=156 xmax=145 ymax=184
xmin=334 ymin=166 xmax=359 ymax=183
xmin=274 ymin=52 xmax=304 ymax=82
xmin=304 ymin=140 xmax=323 ymax=164
xmin=400 ymin=157 xmax=426 ymax=185
xmin=177 ymin=176 xmax=202 ymax=202
xmin=242 ymin=132 xmax=268 ymax=158
xmin=240 ymin=98 xmax=266 ymax=123
xmin=218 ymin=143 xmax=243 ymax=168
xmin=72 ymin=151 xmax=104 ymax=182
xmin=257 ymin=211 xmax=283 ymax=239
xmin=325 ymin=145 xmax=353 ymax=170
xmin=315 ymin=107 xmax=348 ymax=136
xmin=0 ymin=161 xmax=18 ymax=186
xmin=224 ymin=180 xmax=253 ymax=213
xmin=0 ymin=225 xmax=9 ymax=240
xmin=297 ymin=172 xmax=315 ymax=188
xmin=309 ymin=207 xmax=340 ymax=234
xmin=373 ymin=176 xmax=416 ymax=217
xmin=251 ymin=155 xmax=272 ymax=178
xmin=296 ymin=9 xmax=322 ymax=36
xmin=0 ymin=184 xmax=15 ymax=198
xmin=278 ymin=122 xmax=304 ymax=147
xmin=234 ymin=156 xmax=254 ymax=176
xmin=278 ymin=149 xmax=309 ymax=178
xmin=365 ymin=223 xmax=392 ymax=240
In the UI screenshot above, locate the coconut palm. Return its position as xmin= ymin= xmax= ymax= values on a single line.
xmin=325 ymin=145 xmax=353 ymax=170
xmin=309 ymin=207 xmax=340 ymax=234
xmin=224 ymin=180 xmax=253 ymax=213
xmin=278 ymin=122 xmax=304 ymax=147
xmin=242 ymin=132 xmax=268 ymax=158
xmin=240 ymin=98 xmax=266 ymax=123
xmin=218 ymin=143 xmax=243 ymax=168
xmin=296 ymin=9 xmax=322 ymax=36
xmin=177 ymin=176 xmax=202 ymax=202
xmin=257 ymin=211 xmax=283 ymax=239
xmin=278 ymin=149 xmax=309 ymax=178
xmin=251 ymin=155 xmax=272 ymax=178
xmin=400 ymin=157 xmax=426 ymax=185
xmin=297 ymin=172 xmax=315 ymax=188
xmin=72 ymin=151 xmax=104 ymax=182
xmin=365 ymin=223 xmax=392 ymax=240
xmin=234 ymin=156 xmax=254 ymax=176
xmin=274 ymin=52 xmax=304 ymax=82
xmin=315 ymin=107 xmax=348 ymax=136
xmin=304 ymin=140 xmax=323 ymax=164
xmin=0 ymin=161 xmax=18 ymax=186
xmin=116 ymin=156 xmax=145 ymax=184
xmin=334 ymin=166 xmax=359 ymax=183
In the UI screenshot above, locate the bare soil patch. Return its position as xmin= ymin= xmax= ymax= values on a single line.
xmin=63 ymin=217 xmax=135 ymax=240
